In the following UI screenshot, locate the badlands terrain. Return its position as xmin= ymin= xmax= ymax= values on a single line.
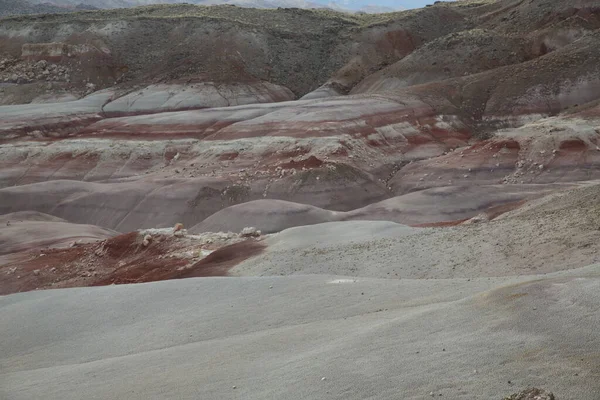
xmin=0 ymin=0 xmax=400 ymax=17
xmin=1 ymin=0 xmax=600 ymax=399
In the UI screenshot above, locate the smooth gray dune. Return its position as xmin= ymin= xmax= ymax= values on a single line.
xmin=0 ymin=211 xmax=67 ymax=223
xmin=0 ymin=215 xmax=117 ymax=255
xmin=190 ymin=199 xmax=342 ymax=234
xmin=0 ymin=91 xmax=114 ymax=137
xmin=344 ymin=183 xmax=571 ymax=225
xmin=102 ymin=82 xmax=295 ymax=114
xmin=190 ymin=184 xmax=569 ymax=234
xmin=1 ymin=266 xmax=599 ymax=400
xmin=235 ymin=185 xmax=600 ymax=278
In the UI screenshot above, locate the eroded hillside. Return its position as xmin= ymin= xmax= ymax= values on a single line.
xmin=2 ymin=2 xmax=600 ymax=399
xmin=2 ymin=1 xmax=600 ymax=284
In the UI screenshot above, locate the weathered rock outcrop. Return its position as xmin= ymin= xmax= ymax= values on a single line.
xmin=390 ymin=107 xmax=600 ymax=193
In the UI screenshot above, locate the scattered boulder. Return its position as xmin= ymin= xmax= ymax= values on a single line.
xmin=142 ymin=234 xmax=152 ymax=247
xmin=503 ymin=388 xmax=556 ymax=400
xmin=240 ymin=227 xmax=261 ymax=238
xmin=173 ymin=223 xmax=184 ymax=233
xmin=0 ymin=57 xmax=71 ymax=84
xmin=174 ymin=229 xmax=187 ymax=238
xmin=173 ymin=224 xmax=187 ymax=238
xmin=462 ymin=213 xmax=490 ymax=225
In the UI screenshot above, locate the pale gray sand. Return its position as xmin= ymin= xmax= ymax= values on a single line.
xmin=4 ymin=183 xmax=600 ymax=400
xmin=190 ymin=184 xmax=570 ymax=234
xmin=1 ymin=266 xmax=599 ymax=400
xmin=235 ymin=183 xmax=600 ymax=278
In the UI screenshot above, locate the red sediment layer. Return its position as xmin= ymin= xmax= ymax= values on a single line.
xmin=175 ymin=240 xmax=266 ymax=278
xmin=412 ymin=219 xmax=468 ymax=228
xmin=473 ymin=139 xmax=521 ymax=152
xmin=559 ymin=139 xmax=588 ymax=151
xmin=485 ymin=200 xmax=527 ymax=220
xmin=0 ymin=230 xmax=266 ymax=295
xmin=219 ymin=152 xmax=240 ymax=161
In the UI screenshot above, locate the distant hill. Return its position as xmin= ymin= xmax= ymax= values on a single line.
xmin=1 ymin=0 xmax=399 ymax=16
xmin=0 ymin=0 xmax=71 ymax=16
xmin=356 ymin=5 xmax=397 ymax=13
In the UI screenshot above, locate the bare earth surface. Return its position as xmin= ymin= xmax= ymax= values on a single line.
xmin=2 ymin=1 xmax=600 ymax=399
xmin=1 ymin=266 xmax=599 ymax=400
xmin=235 ymin=183 xmax=600 ymax=279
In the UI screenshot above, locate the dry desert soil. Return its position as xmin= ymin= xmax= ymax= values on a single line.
xmin=2 ymin=1 xmax=600 ymax=399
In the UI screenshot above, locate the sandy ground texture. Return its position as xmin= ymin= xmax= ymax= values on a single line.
xmin=191 ymin=183 xmax=573 ymax=234
xmin=1 ymin=265 xmax=598 ymax=400
xmin=235 ymin=182 xmax=600 ymax=279
xmin=3 ymin=183 xmax=600 ymax=399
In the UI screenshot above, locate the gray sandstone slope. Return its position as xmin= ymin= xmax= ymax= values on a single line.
xmin=0 ymin=211 xmax=67 ymax=223
xmin=0 ymin=178 xmax=236 ymax=232
xmin=235 ymin=182 xmax=600 ymax=278
xmin=0 ymin=166 xmax=389 ymax=232
xmin=0 ymin=266 xmax=598 ymax=399
xmin=189 ymin=183 xmax=571 ymax=234
xmin=0 ymin=91 xmax=114 ymax=137
xmin=0 ymin=218 xmax=117 ymax=255
xmin=342 ymin=183 xmax=569 ymax=225
xmin=140 ymin=183 xmax=566 ymax=234
xmin=190 ymin=199 xmax=341 ymax=234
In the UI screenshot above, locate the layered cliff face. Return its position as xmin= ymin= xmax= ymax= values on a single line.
xmin=2 ymin=0 xmax=600 ymax=287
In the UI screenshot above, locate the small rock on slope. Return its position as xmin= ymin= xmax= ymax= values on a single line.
xmin=503 ymin=388 xmax=556 ymax=400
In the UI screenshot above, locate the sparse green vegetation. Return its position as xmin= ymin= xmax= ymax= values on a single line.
xmin=0 ymin=3 xmax=403 ymax=28
xmin=0 ymin=1 xmax=485 ymax=30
